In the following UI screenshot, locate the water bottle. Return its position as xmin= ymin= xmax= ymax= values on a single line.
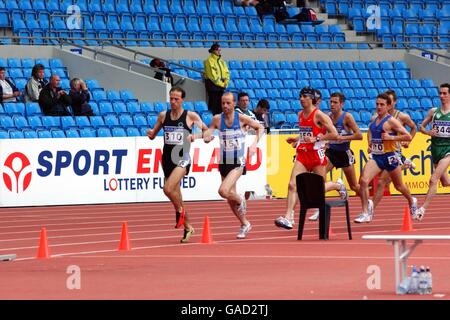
xmin=409 ymin=265 xmax=419 ymax=294
xmin=265 ymin=184 xmax=273 ymax=199
xmin=418 ymin=266 xmax=427 ymax=295
xmin=397 ymin=276 xmax=410 ymax=295
xmin=426 ymin=266 xmax=432 ymax=294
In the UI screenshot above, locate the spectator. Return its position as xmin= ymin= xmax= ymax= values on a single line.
xmin=25 ymin=63 xmax=48 ymax=102
xmin=234 ymin=0 xmax=259 ymax=6
xmin=0 ymin=67 xmax=22 ymax=103
xmin=256 ymin=0 xmax=289 ymax=21
xmin=150 ymin=58 xmax=173 ymax=85
xmin=39 ymin=75 xmax=72 ymax=116
xmin=236 ymin=92 xmax=257 ymax=120
xmin=253 ymin=98 xmax=271 ymax=133
xmin=203 ymin=43 xmax=230 ymax=115
xmin=69 ymin=78 xmax=94 ymax=116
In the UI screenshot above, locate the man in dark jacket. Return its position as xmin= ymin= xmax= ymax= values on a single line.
xmin=38 ymin=75 xmax=72 ymax=116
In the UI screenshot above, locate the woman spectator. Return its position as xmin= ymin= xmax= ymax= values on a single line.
xmin=25 ymin=64 xmax=48 ymax=102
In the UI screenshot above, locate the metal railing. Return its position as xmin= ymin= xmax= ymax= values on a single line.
xmin=2 ymin=34 xmax=448 ymax=50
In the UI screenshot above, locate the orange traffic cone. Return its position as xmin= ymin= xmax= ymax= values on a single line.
xmin=36 ymin=227 xmax=50 ymax=259
xmin=201 ymin=216 xmax=213 ymax=244
xmin=400 ymin=206 xmax=415 ymax=232
xmin=118 ymin=222 xmax=131 ymax=251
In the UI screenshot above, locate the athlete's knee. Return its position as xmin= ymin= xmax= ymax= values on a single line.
xmin=218 ymin=186 xmax=231 ymax=199
xmin=359 ymin=176 xmax=370 ymax=188
xmin=288 ymin=180 xmax=297 ymax=193
xmin=350 ymin=183 xmax=360 ymax=193
xmin=429 ymin=175 xmax=441 ymax=186
xmin=163 ymin=183 xmax=175 ymax=196
xmin=392 ymin=181 xmax=405 ymax=191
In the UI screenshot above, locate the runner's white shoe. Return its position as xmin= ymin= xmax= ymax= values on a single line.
xmin=308 ymin=209 xmax=320 ymax=221
xmin=274 ymin=216 xmax=294 ymax=230
xmin=236 ymin=223 xmax=252 ymax=239
xmin=337 ymin=178 xmax=348 ymax=200
xmin=413 ymin=207 xmax=425 ymax=221
xmin=354 ymin=212 xmax=373 ymax=223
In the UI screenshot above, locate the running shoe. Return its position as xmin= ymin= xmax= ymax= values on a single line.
xmin=410 ymin=197 xmax=418 ymax=217
xmin=337 ymin=178 xmax=348 ymax=200
xmin=180 ymin=227 xmax=195 ymax=243
xmin=413 ymin=207 xmax=425 ymax=221
xmin=308 ymin=209 xmax=320 ymax=221
xmin=175 ymin=207 xmax=186 ymax=229
xmin=236 ymin=223 xmax=252 ymax=239
xmin=354 ymin=212 xmax=373 ymax=223
xmin=274 ymin=216 xmax=294 ymax=229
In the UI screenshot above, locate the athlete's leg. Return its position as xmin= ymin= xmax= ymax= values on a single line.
xmin=359 ymin=160 xmax=382 ymax=213
xmin=372 ymin=170 xmax=391 ymax=209
xmin=285 ymin=160 xmax=308 ymax=218
xmin=218 ymin=167 xmax=247 ymax=224
xmin=342 ymin=165 xmax=361 ymax=197
xmin=421 ymin=156 xmax=450 ymax=210
xmin=389 ymin=166 xmax=415 ymax=208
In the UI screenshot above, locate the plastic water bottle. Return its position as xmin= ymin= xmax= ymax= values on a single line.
xmin=426 ymin=266 xmax=432 ymax=294
xmin=418 ymin=266 xmax=427 ymax=295
xmin=265 ymin=184 xmax=273 ymax=199
xmin=397 ymin=277 xmax=410 ymax=295
xmin=409 ymin=265 xmax=419 ymax=294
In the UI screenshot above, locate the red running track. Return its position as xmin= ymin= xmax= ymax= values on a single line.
xmin=0 ymin=194 xmax=450 ymax=300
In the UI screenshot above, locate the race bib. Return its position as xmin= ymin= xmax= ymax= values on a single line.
xmin=220 ymin=130 xmax=244 ymax=152
xmin=388 ymin=155 xmax=399 ymax=166
xmin=433 ymin=121 xmax=450 ymax=138
xmin=298 ymin=126 xmax=313 ymax=143
xmin=371 ymin=138 xmax=384 ymax=155
xmin=164 ymin=126 xmax=184 ymax=145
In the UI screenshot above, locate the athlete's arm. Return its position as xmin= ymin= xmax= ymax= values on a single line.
xmin=420 ymin=107 xmax=438 ymax=137
xmin=203 ymin=114 xmax=220 ymax=143
xmin=340 ymin=112 xmax=363 ymax=141
xmin=187 ymin=111 xmax=209 ymax=141
xmin=239 ymin=113 xmax=264 ymax=157
xmin=311 ymin=110 xmax=338 ymax=142
xmin=382 ymin=117 xmax=411 ymax=142
xmin=399 ymin=112 xmax=417 ymax=147
xmin=146 ymin=112 xmax=165 ymax=140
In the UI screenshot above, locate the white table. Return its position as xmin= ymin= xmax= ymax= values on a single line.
xmin=362 ymin=235 xmax=450 ymax=294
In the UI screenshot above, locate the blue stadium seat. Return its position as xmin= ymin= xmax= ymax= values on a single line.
xmin=61 ymin=116 xmax=77 ymax=130
xmin=79 ymin=128 xmax=97 ymax=137
xmin=104 ymin=114 xmax=120 ymax=128
xmin=23 ymin=129 xmax=38 ymax=139
xmin=126 ymin=127 xmax=141 ymax=137
xmin=37 ymin=129 xmax=52 ymax=138
xmin=9 ymin=130 xmax=24 ymax=139
xmin=51 ymin=129 xmax=66 ymax=138
xmin=97 ymin=128 xmax=112 ymax=137
xmin=75 ymin=116 xmax=91 ymax=128
xmin=112 ymin=127 xmax=127 ymax=137
xmin=65 ymin=129 xmax=80 ymax=138
xmin=133 ymin=114 xmax=147 ymax=127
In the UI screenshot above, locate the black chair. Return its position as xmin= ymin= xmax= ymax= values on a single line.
xmin=296 ymin=172 xmax=352 ymax=240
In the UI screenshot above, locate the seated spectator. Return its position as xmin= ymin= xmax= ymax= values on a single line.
xmin=0 ymin=67 xmax=22 ymax=103
xmin=256 ymin=0 xmax=289 ymax=21
xmin=234 ymin=0 xmax=259 ymax=6
xmin=25 ymin=63 xmax=48 ymax=102
xmin=69 ymin=78 xmax=94 ymax=116
xmin=39 ymin=75 xmax=72 ymax=116
xmin=253 ymin=99 xmax=271 ymax=133
xmin=237 ymin=92 xmax=257 ymax=120
xmin=150 ymin=58 xmax=173 ymax=85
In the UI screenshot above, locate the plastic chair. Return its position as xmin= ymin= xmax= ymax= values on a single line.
xmin=296 ymin=173 xmax=352 ymax=240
